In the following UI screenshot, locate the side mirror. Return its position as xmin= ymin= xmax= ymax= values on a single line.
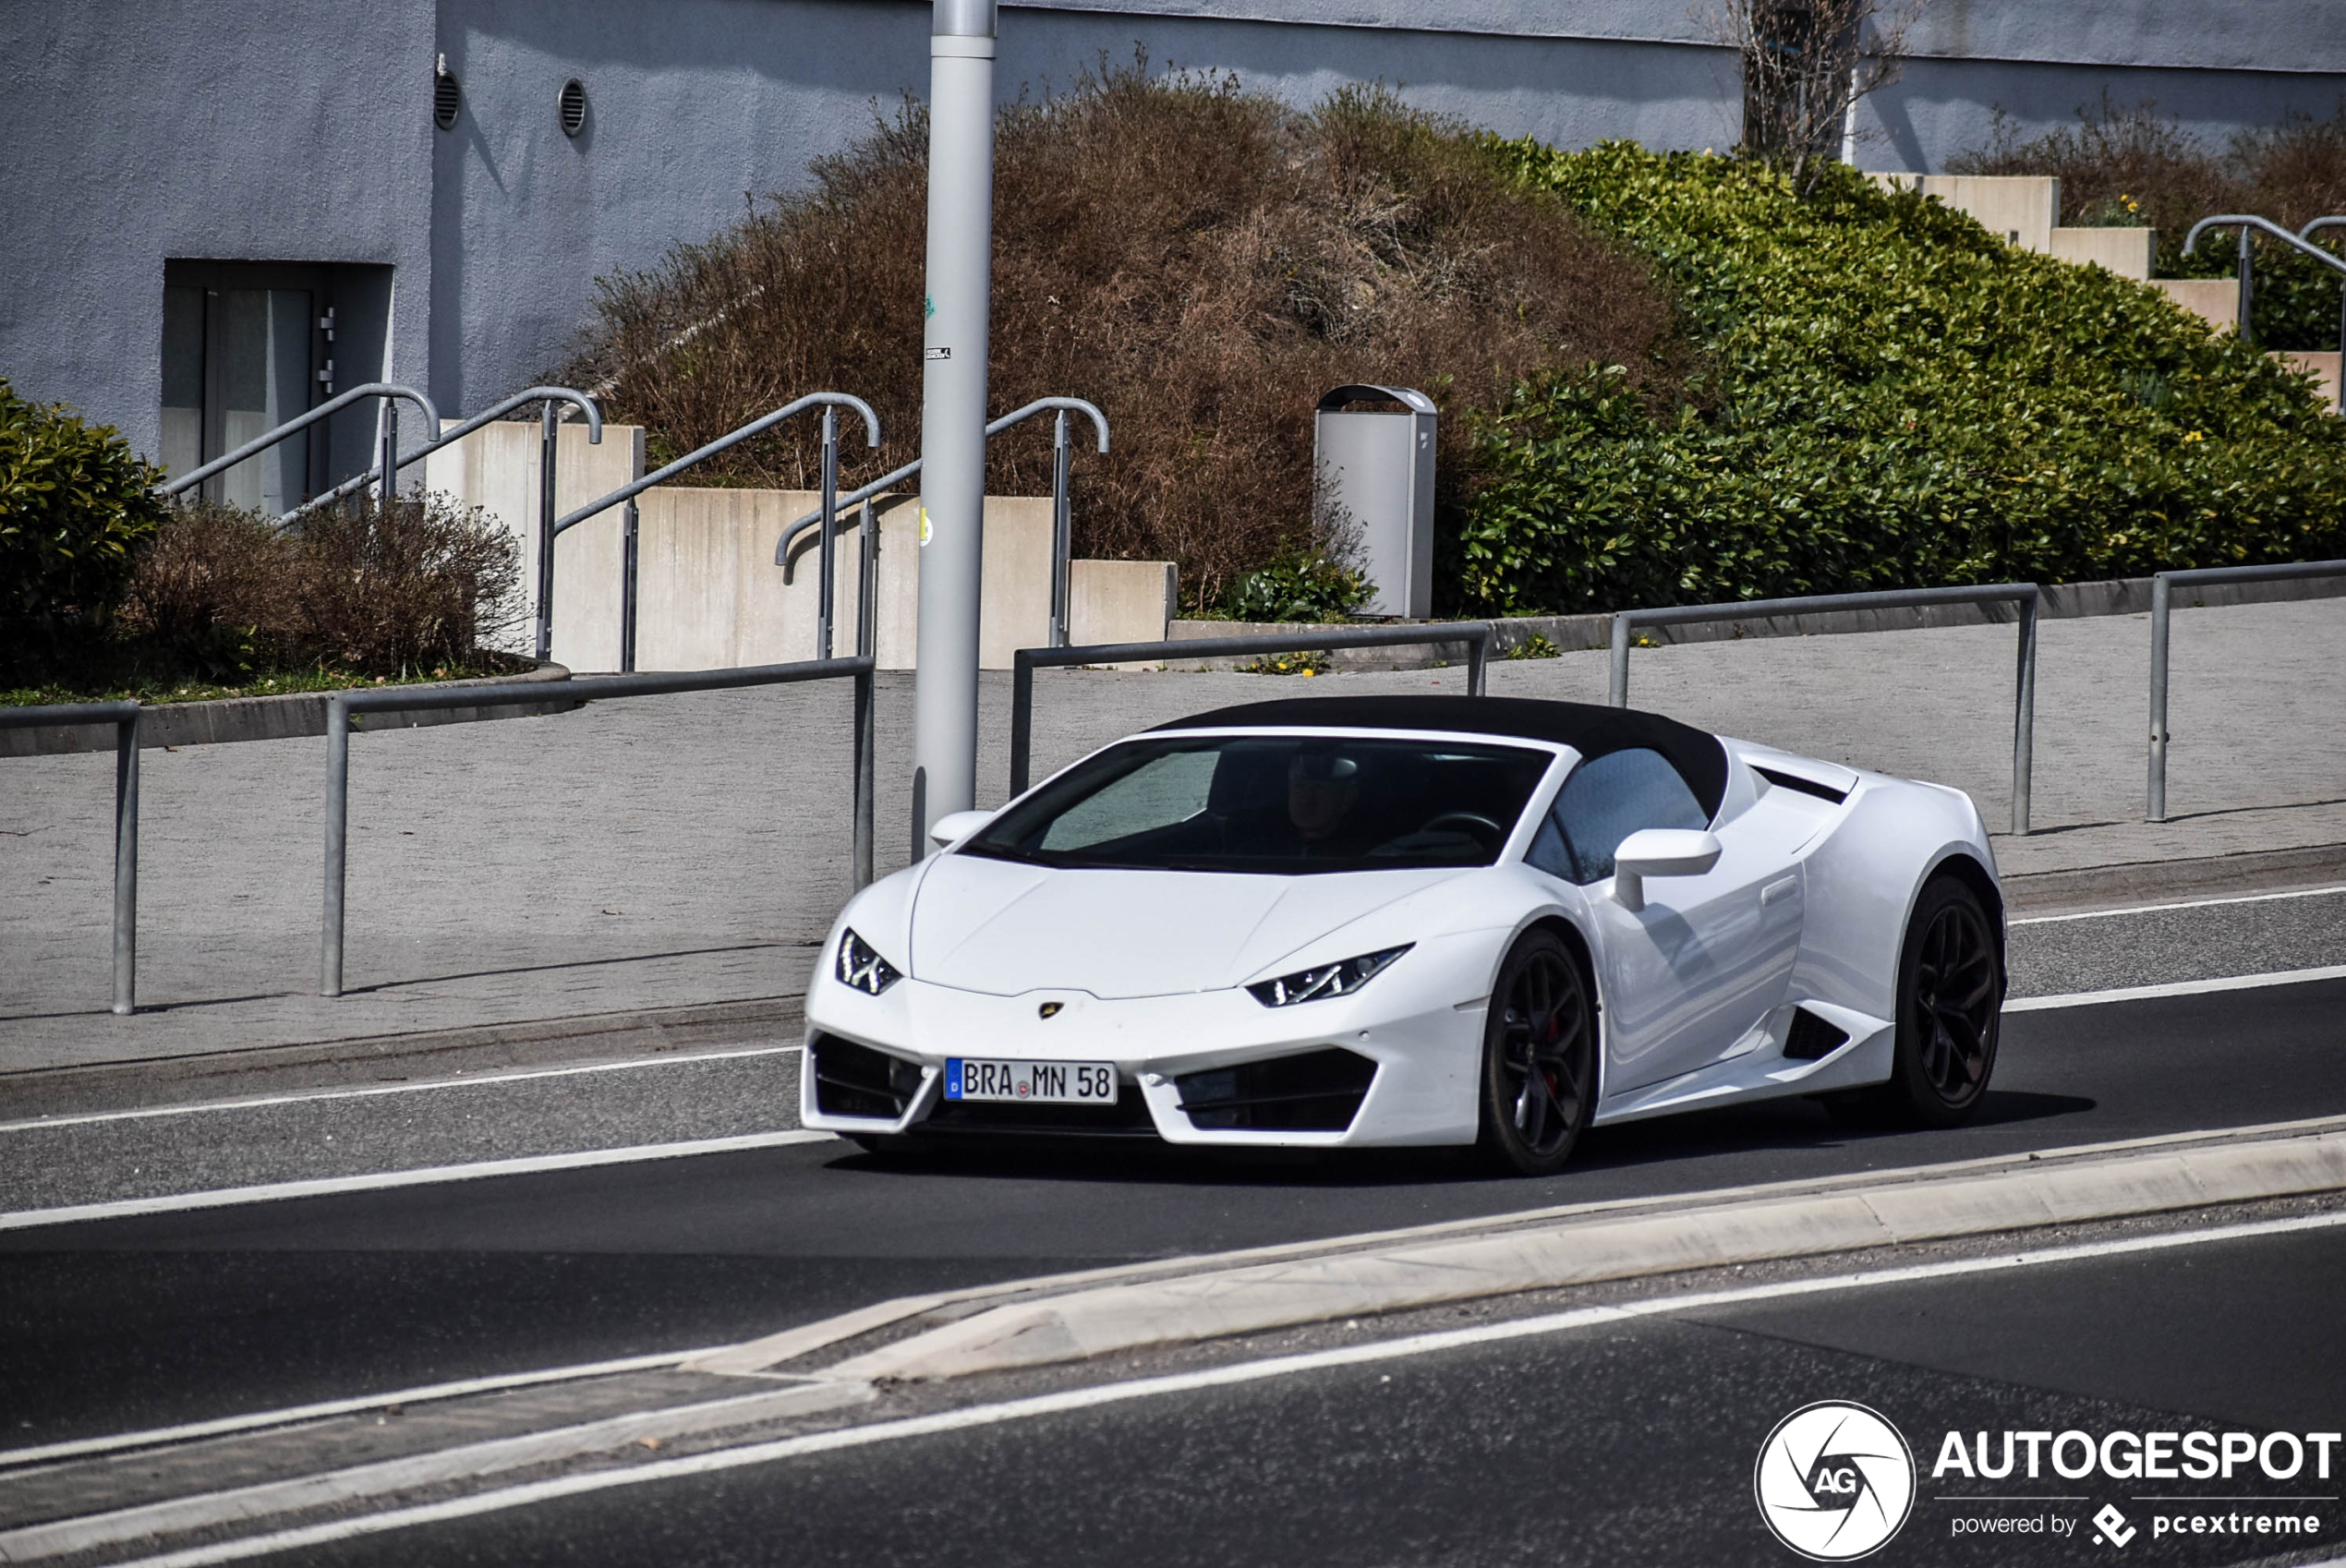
xmin=1612 ymin=828 xmax=1722 ymax=912
xmin=929 ymin=808 xmax=997 ymax=850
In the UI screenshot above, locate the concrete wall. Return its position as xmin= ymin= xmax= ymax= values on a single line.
xmin=424 ymin=427 xmax=1175 ymax=668
xmin=2149 ymin=279 xmax=2240 ymax=334
xmin=5 ymin=0 xmax=2340 ymax=463
xmin=0 ymin=0 xmax=434 ymax=460
xmin=2047 ymin=227 xmax=2157 ymax=281
xmin=422 ymin=417 xmax=646 ymax=664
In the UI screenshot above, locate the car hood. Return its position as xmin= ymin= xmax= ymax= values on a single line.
xmin=908 ymin=852 xmax=1468 ymax=999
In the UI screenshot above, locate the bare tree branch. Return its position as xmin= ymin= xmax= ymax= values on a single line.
xmin=1701 ymin=0 xmax=1919 ymax=193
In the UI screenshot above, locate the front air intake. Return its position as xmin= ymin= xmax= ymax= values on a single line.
xmin=809 ymin=1034 xmax=924 ymax=1119
xmin=1176 ymin=1047 xmax=1378 ymax=1132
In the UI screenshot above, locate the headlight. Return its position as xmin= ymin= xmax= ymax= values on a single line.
xmin=1246 ymin=945 xmax=1411 ymax=1007
xmin=835 ymin=929 xmax=901 ymax=995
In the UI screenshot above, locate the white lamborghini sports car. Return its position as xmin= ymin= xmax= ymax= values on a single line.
xmin=802 ymin=695 xmax=2005 ymax=1175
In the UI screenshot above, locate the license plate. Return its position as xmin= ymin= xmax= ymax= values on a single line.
xmin=945 ymin=1057 xmax=1118 ymax=1104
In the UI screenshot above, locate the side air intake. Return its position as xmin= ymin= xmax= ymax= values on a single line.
xmin=1783 ymin=1007 xmax=1851 ymax=1061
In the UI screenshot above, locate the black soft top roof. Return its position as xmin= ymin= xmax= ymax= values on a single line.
xmin=1153 ymin=695 xmax=1729 ymax=816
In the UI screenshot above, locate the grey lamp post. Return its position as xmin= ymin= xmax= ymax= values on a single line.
xmin=910 ymin=0 xmax=998 ymax=852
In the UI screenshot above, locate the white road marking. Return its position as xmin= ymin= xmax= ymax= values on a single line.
xmin=0 ymin=1128 xmax=838 ymax=1233
xmin=0 ymin=1043 xmax=806 ymax=1134
xmin=0 ymin=1347 xmax=729 ymax=1470
xmin=103 ymin=1210 xmax=2346 ymax=1568
xmin=2012 ymin=883 xmax=2346 ymax=926
xmin=2004 ymin=963 xmax=2346 ymax=1012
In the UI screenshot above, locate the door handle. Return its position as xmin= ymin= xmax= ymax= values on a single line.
xmin=1760 ymin=874 xmax=1798 ymax=905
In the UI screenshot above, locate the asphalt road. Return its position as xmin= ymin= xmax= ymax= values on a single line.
xmin=4 ymin=971 xmax=2343 ymax=1453
xmin=298 ymin=1221 xmax=2346 ymax=1568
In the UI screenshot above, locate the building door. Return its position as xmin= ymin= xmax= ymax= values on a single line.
xmin=161 ymin=262 xmax=333 ymax=513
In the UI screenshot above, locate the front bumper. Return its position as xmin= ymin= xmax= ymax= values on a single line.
xmin=800 ymin=939 xmax=1495 ymax=1149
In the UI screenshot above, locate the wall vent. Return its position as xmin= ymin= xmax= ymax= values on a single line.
xmin=560 ymin=78 xmax=587 ymax=138
xmin=433 ymin=57 xmax=461 ymax=130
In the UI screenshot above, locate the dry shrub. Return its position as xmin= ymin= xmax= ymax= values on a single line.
xmin=120 ymin=496 xmax=523 ymax=675
xmin=566 ymin=64 xmax=1685 ymax=609
xmin=1949 ymin=91 xmax=2346 ymax=234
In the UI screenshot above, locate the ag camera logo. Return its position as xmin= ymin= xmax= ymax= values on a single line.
xmin=1756 ymin=1402 xmax=1917 ymax=1561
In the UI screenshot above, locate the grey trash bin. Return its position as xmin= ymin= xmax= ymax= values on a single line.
xmin=1312 ymin=385 xmax=1436 ymax=619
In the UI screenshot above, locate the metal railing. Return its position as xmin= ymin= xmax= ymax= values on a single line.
xmin=777 ymin=396 xmax=1110 ymax=648
xmin=555 ymin=393 xmax=881 ymax=672
xmin=276 ymin=385 xmax=604 ymax=525
xmin=320 ymin=657 xmax=877 ymax=996
xmin=2183 ymin=216 xmax=2346 ymax=377
xmin=1008 ymin=623 xmax=1492 ymax=797
xmin=160 ymin=382 xmax=441 ymax=505
xmin=1610 ymin=585 xmax=2040 ymax=834
xmin=2147 ymin=559 xmax=2346 ymax=822
xmin=0 ymin=702 xmax=140 ymax=1013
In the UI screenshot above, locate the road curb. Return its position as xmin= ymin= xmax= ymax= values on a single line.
xmin=0 ymin=995 xmax=809 ymax=1119
xmin=740 ymin=1120 xmax=2346 ymax=1386
xmin=2002 ymin=841 xmax=2346 ymax=914
xmin=0 ymin=1380 xmax=871 ymax=1563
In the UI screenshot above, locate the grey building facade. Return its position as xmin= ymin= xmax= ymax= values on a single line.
xmin=4 ymin=0 xmax=2340 ymax=496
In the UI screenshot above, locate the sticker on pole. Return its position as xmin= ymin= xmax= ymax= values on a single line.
xmin=925 ymin=346 xmax=951 ymax=361
xmin=919 ymin=507 xmax=933 ymax=546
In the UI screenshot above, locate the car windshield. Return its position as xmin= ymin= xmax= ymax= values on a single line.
xmin=962 ymin=734 xmax=1554 ymax=874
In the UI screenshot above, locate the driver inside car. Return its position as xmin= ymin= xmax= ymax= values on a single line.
xmin=1287 ymin=754 xmax=1360 ymax=843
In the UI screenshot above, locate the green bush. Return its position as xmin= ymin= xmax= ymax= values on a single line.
xmin=1222 ymin=551 xmax=1371 ymax=622
xmin=0 ymin=380 xmax=167 ymax=668
xmin=1449 ymin=145 xmax=2346 ymax=615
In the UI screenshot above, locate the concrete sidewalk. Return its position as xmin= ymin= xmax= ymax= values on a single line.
xmin=3 ymin=597 xmax=2341 ymax=1080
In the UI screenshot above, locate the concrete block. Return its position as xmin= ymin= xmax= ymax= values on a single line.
xmin=1873 ymin=174 xmax=2059 ymax=251
xmin=2150 ymin=278 xmax=2239 ymax=333
xmin=537 ymin=482 xmax=1175 ymax=672
xmin=423 ymin=419 xmax=646 ymax=669
xmin=2048 ymin=226 xmax=2156 ymax=280
xmin=1069 ymin=560 xmax=1179 ymax=654
xmin=2278 ymin=350 xmax=2343 ymax=410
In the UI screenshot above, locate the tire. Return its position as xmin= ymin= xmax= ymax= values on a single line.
xmin=1879 ymin=874 xmax=2003 ymax=1127
xmin=1476 ymin=929 xmax=1598 ymax=1176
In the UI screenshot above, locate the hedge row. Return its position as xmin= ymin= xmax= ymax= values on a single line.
xmin=1449 ymin=145 xmax=2346 ymax=615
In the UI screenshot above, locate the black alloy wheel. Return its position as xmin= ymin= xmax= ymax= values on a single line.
xmin=1479 ymin=930 xmax=1597 ymax=1176
xmin=1883 ymin=874 xmax=2002 ymax=1126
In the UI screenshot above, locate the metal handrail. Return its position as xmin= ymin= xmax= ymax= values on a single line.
xmin=2187 ymin=215 xmax=2346 ymax=275
xmin=777 ymin=398 xmax=1108 ymax=569
xmin=276 ymin=385 xmax=603 ymax=525
xmin=2300 ymin=217 xmax=2346 ymax=243
xmin=0 ymin=702 xmax=140 ymax=1014
xmin=550 ymin=392 xmax=881 ymax=671
xmin=1611 ymin=585 xmax=2039 ymax=835
xmin=775 ymin=396 xmax=1108 ymax=648
xmin=159 ymin=382 xmax=440 ymax=503
xmin=320 ymin=656 xmax=877 ymax=996
xmin=1007 ymin=623 xmax=1492 ymax=800
xmin=2147 ymin=560 xmax=2346 ymax=822
xmin=2183 ymin=216 xmax=2346 ymax=357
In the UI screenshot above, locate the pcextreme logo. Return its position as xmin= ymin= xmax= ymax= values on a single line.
xmin=1755 ymin=1402 xmax=1918 ymax=1561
